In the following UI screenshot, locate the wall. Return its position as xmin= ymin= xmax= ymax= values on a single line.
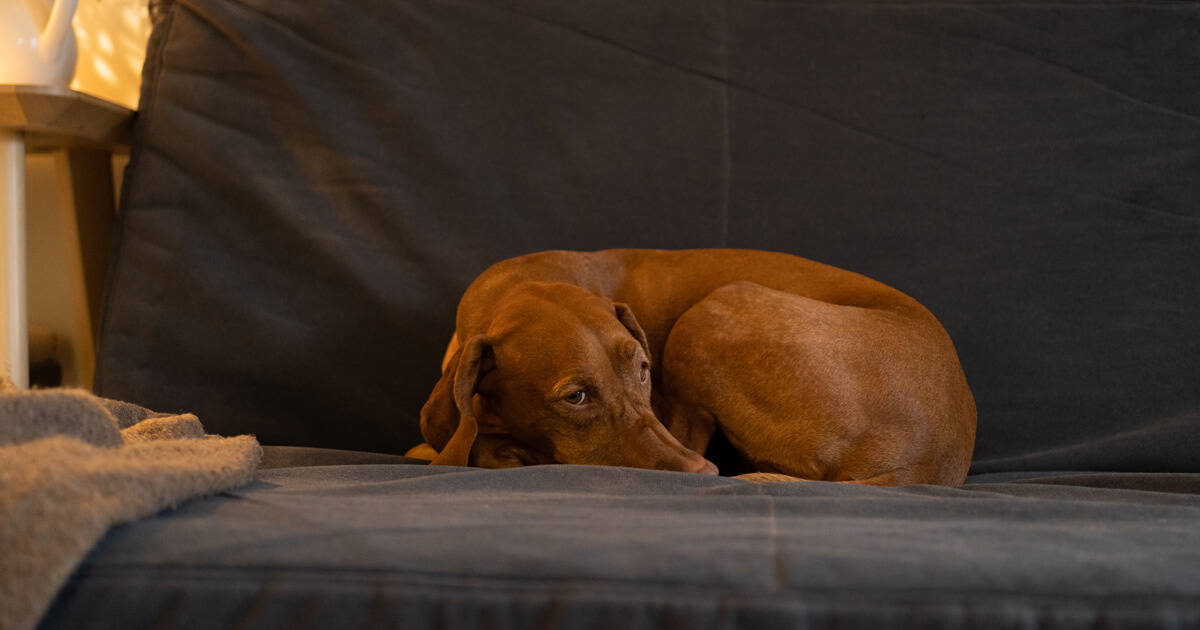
xmin=72 ymin=0 xmax=152 ymax=109
xmin=27 ymin=0 xmax=150 ymax=386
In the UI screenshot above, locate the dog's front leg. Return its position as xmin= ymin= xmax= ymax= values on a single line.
xmin=656 ymin=393 xmax=718 ymax=456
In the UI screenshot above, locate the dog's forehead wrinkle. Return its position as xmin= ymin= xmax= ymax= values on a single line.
xmin=489 ymin=332 xmax=607 ymax=393
xmin=551 ymin=373 xmax=592 ymax=394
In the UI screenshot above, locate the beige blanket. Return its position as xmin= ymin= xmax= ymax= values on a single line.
xmin=0 ymin=377 xmax=261 ymax=630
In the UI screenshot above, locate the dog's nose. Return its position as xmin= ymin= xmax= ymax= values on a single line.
xmin=688 ymin=458 xmax=720 ymax=475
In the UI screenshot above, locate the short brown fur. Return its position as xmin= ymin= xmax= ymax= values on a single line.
xmin=417 ymin=249 xmax=976 ymax=485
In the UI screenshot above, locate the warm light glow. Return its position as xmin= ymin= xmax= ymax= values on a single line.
xmin=122 ymin=6 xmax=141 ymax=30
xmin=69 ymin=0 xmax=151 ymax=109
xmin=91 ymin=57 xmax=115 ymax=82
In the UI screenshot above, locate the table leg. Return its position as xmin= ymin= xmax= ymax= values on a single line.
xmin=0 ymin=130 xmax=28 ymax=389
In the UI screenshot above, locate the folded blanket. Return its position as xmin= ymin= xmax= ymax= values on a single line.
xmin=0 ymin=377 xmax=261 ymax=630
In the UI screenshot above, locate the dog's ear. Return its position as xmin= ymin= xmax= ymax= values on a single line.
xmin=613 ymin=302 xmax=651 ymax=362
xmin=420 ymin=334 xmax=493 ymax=466
xmin=419 ymin=343 xmax=461 ymax=450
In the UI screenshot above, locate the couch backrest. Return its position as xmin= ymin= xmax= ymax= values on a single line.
xmin=99 ymin=0 xmax=1200 ymax=473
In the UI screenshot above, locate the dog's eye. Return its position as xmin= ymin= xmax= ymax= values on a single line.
xmin=639 ymin=363 xmax=650 ymax=383
xmin=565 ymin=390 xmax=587 ymax=405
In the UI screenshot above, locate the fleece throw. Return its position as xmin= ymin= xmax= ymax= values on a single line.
xmin=0 ymin=377 xmax=261 ymax=630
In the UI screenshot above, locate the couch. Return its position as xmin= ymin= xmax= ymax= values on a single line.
xmin=41 ymin=0 xmax=1200 ymax=627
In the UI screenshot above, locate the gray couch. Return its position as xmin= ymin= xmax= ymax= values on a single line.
xmin=42 ymin=0 xmax=1200 ymax=627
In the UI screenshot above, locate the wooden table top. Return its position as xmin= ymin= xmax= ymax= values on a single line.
xmin=0 ymin=84 xmax=135 ymax=152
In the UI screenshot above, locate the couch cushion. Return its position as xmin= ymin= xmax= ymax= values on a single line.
xmin=42 ymin=465 xmax=1200 ymax=629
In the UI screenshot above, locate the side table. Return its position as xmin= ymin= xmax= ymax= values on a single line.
xmin=0 ymin=85 xmax=134 ymax=389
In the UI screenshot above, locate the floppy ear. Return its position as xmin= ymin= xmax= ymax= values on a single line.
xmin=420 ymin=334 xmax=493 ymax=466
xmin=614 ymin=302 xmax=651 ymax=362
xmin=419 ymin=344 xmax=461 ymax=450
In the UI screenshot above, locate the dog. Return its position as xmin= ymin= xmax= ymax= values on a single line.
xmin=414 ymin=249 xmax=976 ymax=485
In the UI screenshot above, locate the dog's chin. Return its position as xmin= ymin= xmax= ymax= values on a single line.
xmin=468 ymin=436 xmax=718 ymax=475
xmin=469 ymin=436 xmax=544 ymax=468
xmin=680 ymin=458 xmax=720 ymax=475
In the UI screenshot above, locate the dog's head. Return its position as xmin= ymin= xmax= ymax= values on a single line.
xmin=420 ymin=282 xmax=717 ymax=474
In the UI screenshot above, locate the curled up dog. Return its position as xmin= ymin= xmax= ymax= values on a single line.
xmin=412 ymin=249 xmax=976 ymax=486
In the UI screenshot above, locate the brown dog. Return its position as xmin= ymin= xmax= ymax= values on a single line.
xmin=416 ymin=249 xmax=976 ymax=485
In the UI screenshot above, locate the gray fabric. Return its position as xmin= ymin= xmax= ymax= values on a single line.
xmin=96 ymin=0 xmax=1200 ymax=473
xmin=0 ymin=379 xmax=260 ymax=630
xmin=41 ymin=465 xmax=1200 ymax=629
xmin=258 ymin=445 xmax=427 ymax=469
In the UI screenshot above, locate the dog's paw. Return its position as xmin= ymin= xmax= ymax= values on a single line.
xmin=405 ymin=443 xmax=439 ymax=461
xmin=733 ymin=472 xmax=807 ymax=483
